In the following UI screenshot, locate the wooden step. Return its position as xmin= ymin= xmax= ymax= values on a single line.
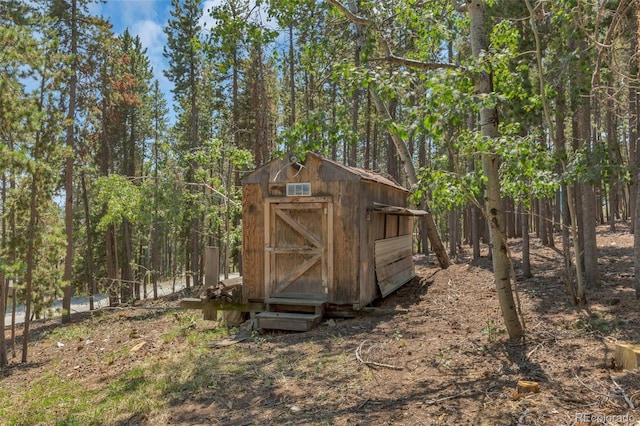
xmin=266 ymin=298 xmax=326 ymax=315
xmin=256 ymin=311 xmax=322 ymax=331
xmin=266 ymin=297 xmax=325 ymax=306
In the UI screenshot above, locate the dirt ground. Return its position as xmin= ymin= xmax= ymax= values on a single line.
xmin=3 ymin=224 xmax=640 ymax=425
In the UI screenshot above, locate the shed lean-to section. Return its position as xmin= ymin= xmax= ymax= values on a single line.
xmin=241 ymin=152 xmax=425 ymax=329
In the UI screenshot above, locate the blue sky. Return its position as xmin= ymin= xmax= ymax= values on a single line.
xmin=89 ymin=0 xmax=223 ymax=122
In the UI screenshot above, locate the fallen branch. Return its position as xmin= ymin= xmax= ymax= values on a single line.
xmin=525 ymin=342 xmax=544 ymax=360
xmin=574 ymin=372 xmax=612 ymax=402
xmin=611 ymin=376 xmax=635 ymax=409
xmin=355 ymin=340 xmax=404 ymax=370
xmin=424 ymin=389 xmax=473 ymax=406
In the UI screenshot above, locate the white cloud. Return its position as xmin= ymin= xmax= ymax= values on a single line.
xmin=131 ymin=19 xmax=172 ymax=102
xmin=131 ymin=19 xmax=165 ymax=66
xmin=200 ymin=0 xmax=223 ymax=31
xmin=91 ymin=1 xmax=175 ymax=121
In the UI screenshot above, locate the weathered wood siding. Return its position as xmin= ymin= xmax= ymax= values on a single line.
xmin=375 ymin=234 xmax=416 ymax=297
xmin=242 ymin=152 xmax=414 ymax=307
xmin=329 ymin=180 xmax=359 ymax=304
xmin=316 ymin=155 xmax=360 ymax=304
xmin=242 ymin=183 xmax=265 ymax=301
xmin=358 ymin=180 xmax=413 ymax=308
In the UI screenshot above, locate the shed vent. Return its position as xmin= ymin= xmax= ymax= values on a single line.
xmin=286 ymin=182 xmax=311 ymax=196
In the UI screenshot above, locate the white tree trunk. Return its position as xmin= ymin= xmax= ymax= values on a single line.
xmin=468 ymin=0 xmax=523 ymax=340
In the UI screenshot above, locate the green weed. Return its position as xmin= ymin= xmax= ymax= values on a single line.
xmin=482 ymin=319 xmax=506 ymax=342
xmin=573 ymin=312 xmax=625 ymax=335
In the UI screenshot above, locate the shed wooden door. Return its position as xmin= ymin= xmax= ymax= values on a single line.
xmin=265 ymin=200 xmax=333 ymax=300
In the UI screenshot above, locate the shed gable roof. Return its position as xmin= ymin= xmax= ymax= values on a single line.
xmin=242 ymin=151 xmax=408 ymax=193
xmin=315 ymin=153 xmax=407 ymax=192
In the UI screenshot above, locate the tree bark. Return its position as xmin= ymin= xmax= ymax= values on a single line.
xmin=468 ymin=0 xmax=523 ymax=340
xmin=575 ymin=83 xmax=600 ymax=288
xmin=448 ymin=148 xmax=457 ymax=257
xmin=520 ymin=202 xmax=531 ymax=278
xmin=630 ymin=8 xmax=639 ymax=232
xmin=22 ymin=163 xmax=39 ymax=362
xmin=538 ymin=198 xmax=548 ymax=246
xmin=606 ymin=81 xmax=620 ymax=232
xmin=289 ymin=23 xmax=296 ymax=127
xmin=80 ymin=171 xmax=95 ymax=310
xmin=634 ymin=0 xmax=640 ymax=297
xmin=348 ymin=0 xmax=361 ymax=167
xmin=62 ymin=0 xmax=78 ymax=324
xmin=22 ymin=80 xmax=48 ymax=360
xmin=121 ymin=218 xmax=134 ymax=302
xmin=0 ymin=169 xmax=7 ymax=367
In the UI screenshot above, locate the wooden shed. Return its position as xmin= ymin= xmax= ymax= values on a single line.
xmin=241 ymin=152 xmax=425 ymax=330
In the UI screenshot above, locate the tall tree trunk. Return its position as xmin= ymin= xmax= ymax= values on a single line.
xmin=606 ymin=80 xmax=620 ymax=232
xmin=10 ymin=174 xmax=17 ymax=357
xmin=121 ymin=108 xmax=137 ymax=303
xmin=372 ymin=122 xmax=379 ymax=170
xmin=22 ymin=86 xmax=49 ymax=361
xmin=289 ymin=22 xmax=295 ymax=127
xmin=542 ymin=199 xmax=555 ymax=248
xmin=574 ymin=59 xmax=600 ymax=289
xmin=0 ymin=169 xmax=7 ymax=367
xmin=105 ymin=226 xmax=118 ymax=305
xmin=504 ymin=198 xmax=515 ymax=239
xmin=121 ymin=219 xmax=134 ymax=302
xmin=634 ymin=0 xmax=640 ymax=297
xmin=467 ymin=115 xmax=481 ymax=260
xmin=256 ymin=43 xmax=271 ymax=165
xmin=22 ymin=166 xmax=39 ymax=362
xmin=448 ymin=209 xmax=457 ymax=257
xmin=152 ymin=89 xmax=160 ymax=300
xmin=520 ymin=202 xmax=532 ymax=278
xmin=365 ymin=90 xmax=372 ymax=169
xmin=630 ymin=5 xmax=639 ymax=232
xmin=62 ymin=0 xmax=78 ymax=324
xmin=330 ymin=81 xmax=338 ymax=161
xmin=386 ymin=98 xmax=399 ymax=182
xmin=448 ymin=147 xmax=457 ymax=257
xmin=418 ymin=135 xmax=430 ymax=255
xmin=471 ymin=204 xmax=481 ymax=259
xmin=80 ymin=171 xmax=95 ymax=311
xmin=469 ymin=0 xmax=523 ymax=340
xmin=190 ymin=45 xmax=201 ymax=288
xmin=538 ymin=198 xmax=549 ymax=246
xmin=348 ymin=0 xmax=361 ymax=167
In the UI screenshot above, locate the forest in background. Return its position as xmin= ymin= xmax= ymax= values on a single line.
xmin=2 ymin=0 xmax=640 ymax=365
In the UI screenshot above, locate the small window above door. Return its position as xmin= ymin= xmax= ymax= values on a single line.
xmin=286 ymin=182 xmax=311 ymax=196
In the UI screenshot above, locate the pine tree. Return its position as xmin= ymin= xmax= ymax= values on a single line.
xmin=164 ymin=0 xmax=204 ymax=287
xmin=0 ymin=6 xmax=67 ymax=363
